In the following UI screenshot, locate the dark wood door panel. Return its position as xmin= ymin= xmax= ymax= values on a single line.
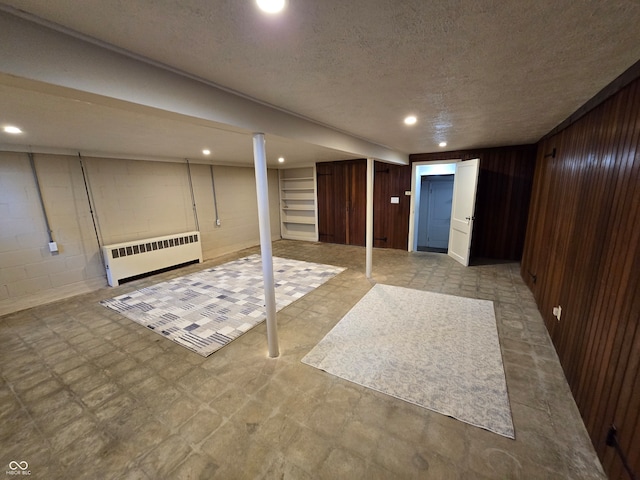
xmin=316 ymin=159 xmax=364 ymax=246
xmin=373 ymin=162 xmax=411 ymax=250
xmin=317 ymin=161 xmax=348 ymax=245
xmin=347 ymin=160 xmax=367 ymax=246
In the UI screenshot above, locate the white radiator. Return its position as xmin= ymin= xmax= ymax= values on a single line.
xmin=102 ymin=231 xmax=202 ymax=286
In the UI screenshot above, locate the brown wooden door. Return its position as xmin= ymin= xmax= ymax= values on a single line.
xmin=317 ymin=161 xmax=345 ymax=244
xmin=373 ymin=161 xmax=411 ymax=250
xmin=346 ymin=160 xmax=366 ymax=246
xmin=317 ymin=159 xmax=366 ymax=246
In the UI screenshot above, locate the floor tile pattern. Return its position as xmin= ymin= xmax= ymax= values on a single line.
xmin=0 ymin=241 xmax=606 ymax=479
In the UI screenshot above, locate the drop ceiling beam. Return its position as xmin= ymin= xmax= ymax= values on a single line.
xmin=0 ymin=10 xmax=407 ymax=165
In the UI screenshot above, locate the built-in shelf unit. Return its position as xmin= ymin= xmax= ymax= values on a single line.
xmin=279 ymin=166 xmax=318 ymax=241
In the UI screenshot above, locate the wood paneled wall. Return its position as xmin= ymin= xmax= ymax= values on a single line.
xmin=521 ymin=78 xmax=640 ymax=479
xmin=410 ymin=145 xmax=537 ymax=260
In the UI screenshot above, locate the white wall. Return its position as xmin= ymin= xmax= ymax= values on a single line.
xmin=0 ymin=151 xmax=281 ymax=316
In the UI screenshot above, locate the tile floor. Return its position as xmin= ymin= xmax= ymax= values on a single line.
xmin=0 ymin=240 xmax=606 ymax=479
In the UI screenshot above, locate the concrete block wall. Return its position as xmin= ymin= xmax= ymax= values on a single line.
xmin=83 ymin=156 xmax=195 ymax=245
xmin=190 ymin=164 xmax=281 ymax=260
xmin=0 ymin=151 xmax=281 ymax=316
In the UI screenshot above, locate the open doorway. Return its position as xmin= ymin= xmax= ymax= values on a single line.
xmin=409 ymin=161 xmax=456 ymax=253
xmin=417 ymin=174 xmax=454 ymax=253
xmin=409 ymin=159 xmax=480 ymax=266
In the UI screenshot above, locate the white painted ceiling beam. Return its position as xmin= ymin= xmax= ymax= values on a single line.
xmin=0 ymin=10 xmax=408 ymax=165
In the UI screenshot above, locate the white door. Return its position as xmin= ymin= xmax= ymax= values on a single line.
xmin=448 ymin=158 xmax=480 ymax=266
xmin=426 ymin=178 xmax=454 ymax=249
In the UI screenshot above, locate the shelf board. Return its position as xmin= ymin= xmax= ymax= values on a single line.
xmin=280 ymin=168 xmax=317 ymax=242
xmin=282 ymin=233 xmax=317 ymax=241
xmin=283 ymin=219 xmax=316 ymax=225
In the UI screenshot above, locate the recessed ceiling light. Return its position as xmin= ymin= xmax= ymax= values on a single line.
xmin=278 ymin=157 xmax=285 ymax=163
xmin=202 ymin=149 xmax=211 ymax=155
xmin=439 ymin=141 xmax=447 ymax=148
xmin=257 ymin=0 xmax=286 ymax=14
xmin=404 ymin=116 xmax=417 ymax=125
xmin=3 ymin=125 xmax=22 ymax=134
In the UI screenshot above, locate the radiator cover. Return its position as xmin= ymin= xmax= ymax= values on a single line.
xmin=102 ymin=231 xmax=202 ymax=286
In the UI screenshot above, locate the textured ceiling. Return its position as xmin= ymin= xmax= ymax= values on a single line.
xmin=1 ymin=0 xmax=640 ymax=165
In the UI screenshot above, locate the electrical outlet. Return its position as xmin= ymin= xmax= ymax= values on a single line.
xmin=552 ymin=305 xmax=562 ymax=321
xmin=606 ymin=425 xmax=617 ymax=447
xmin=216 ymin=219 xmax=221 ymax=226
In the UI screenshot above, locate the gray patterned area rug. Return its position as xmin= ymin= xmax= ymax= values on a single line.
xmin=302 ymin=283 xmax=515 ymax=438
xmin=101 ymin=255 xmax=344 ymax=357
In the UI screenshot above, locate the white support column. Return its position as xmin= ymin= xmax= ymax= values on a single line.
xmin=366 ymin=157 xmax=374 ymax=279
xmin=252 ymin=133 xmax=279 ymax=358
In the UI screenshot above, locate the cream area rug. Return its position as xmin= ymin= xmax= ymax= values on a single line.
xmin=302 ymin=283 xmax=515 ymax=438
xmin=101 ymin=255 xmax=344 ymax=357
